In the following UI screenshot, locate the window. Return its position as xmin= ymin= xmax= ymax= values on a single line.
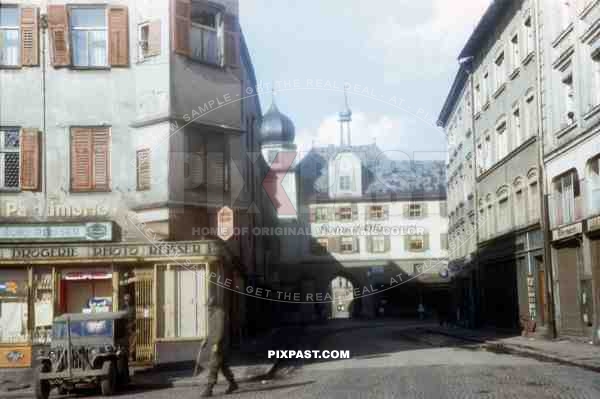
xmin=0 ymin=129 xmax=19 ymax=190
xmin=369 ymin=205 xmax=384 ymax=220
xmin=483 ymin=70 xmax=490 ymax=104
xmin=315 ymin=207 xmax=329 ymax=222
xmin=479 ymin=207 xmax=487 ymax=239
xmin=157 ymin=265 xmax=208 ymax=339
xmin=0 ymin=5 xmax=19 ymax=66
xmin=553 ymin=171 xmax=579 ymax=226
xmin=559 ymin=0 xmax=571 ymax=31
xmin=70 ymin=7 xmax=108 ymax=67
xmin=474 ymin=82 xmax=481 ymax=112
xmin=485 ymin=134 xmax=493 ymax=169
xmin=138 ymin=21 xmax=161 ymax=60
xmin=371 ymin=236 xmax=386 ymax=253
xmin=408 ymin=204 xmax=423 ymax=218
xmin=408 ymin=235 xmax=424 ymax=251
xmin=311 ymin=238 xmax=329 ymax=255
xmin=487 ymin=202 xmax=495 ymax=237
xmin=494 ymin=51 xmax=506 ymax=92
xmin=524 ymin=91 xmax=536 ymax=139
xmin=510 ymin=33 xmax=519 ymax=72
xmin=441 ymin=233 xmax=449 ymax=250
xmin=513 ymin=106 xmax=522 ymax=147
xmin=476 ymin=142 xmax=484 ymax=174
xmin=591 ymin=49 xmax=600 ymax=107
xmin=136 ymin=148 xmax=151 ymax=191
xmin=70 ymin=127 xmax=110 ymax=192
xmin=528 ymin=172 xmax=540 ymax=222
xmin=497 ymin=189 xmax=511 ymax=232
xmin=496 ymin=121 xmax=508 ymax=161
xmin=588 ymin=155 xmax=600 ymax=214
xmin=339 ymin=175 xmax=352 ymax=191
xmin=561 ymin=70 xmax=576 ymax=126
xmin=339 ymin=207 xmax=353 ymax=221
xmin=440 ymin=201 xmax=448 ymax=217
xmin=0 ymin=270 xmax=29 ymax=343
xmin=340 ymin=237 xmax=354 ymax=253
xmin=514 ymin=180 xmax=526 ymax=226
xmin=190 ymin=2 xmax=222 ymax=65
xmin=524 ymin=15 xmax=534 ymax=58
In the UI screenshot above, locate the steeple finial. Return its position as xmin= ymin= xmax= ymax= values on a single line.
xmin=338 ymin=83 xmax=352 ymax=146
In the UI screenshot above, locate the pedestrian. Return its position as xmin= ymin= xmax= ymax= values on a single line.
xmin=201 ymin=296 xmax=238 ymax=397
xmin=121 ymin=293 xmax=136 ymax=362
xmin=417 ymin=303 xmax=425 ymax=320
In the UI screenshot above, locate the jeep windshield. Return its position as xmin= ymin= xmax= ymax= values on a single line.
xmin=52 ymin=320 xmax=113 ymax=339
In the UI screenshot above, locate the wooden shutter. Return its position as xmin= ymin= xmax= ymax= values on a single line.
xmin=224 ymin=13 xmax=239 ymax=68
xmin=21 ymin=7 xmax=39 ymax=66
xmin=137 ymin=148 xmax=151 ymax=191
xmin=109 ymin=7 xmax=129 ymax=67
xmin=48 ymin=5 xmax=70 ymax=67
xmin=173 ymin=0 xmax=191 ymax=56
xmin=147 ymin=20 xmax=162 ymax=57
xmin=71 ymin=128 xmax=92 ymax=192
xmin=20 ymin=129 xmax=41 ymax=191
xmin=92 ymin=128 xmax=110 ymax=191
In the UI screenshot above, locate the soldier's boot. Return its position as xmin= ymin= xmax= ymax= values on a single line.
xmin=225 ymin=380 xmax=238 ymax=394
xmin=200 ymin=383 xmax=215 ymax=398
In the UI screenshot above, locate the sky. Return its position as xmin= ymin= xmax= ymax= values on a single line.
xmin=239 ymin=0 xmax=490 ymax=160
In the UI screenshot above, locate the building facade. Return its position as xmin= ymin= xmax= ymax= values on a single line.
xmin=0 ymin=0 xmax=274 ymax=367
xmin=264 ymin=100 xmax=450 ymax=323
xmin=439 ymin=0 xmax=546 ymax=331
xmin=538 ymin=0 xmax=600 ymax=342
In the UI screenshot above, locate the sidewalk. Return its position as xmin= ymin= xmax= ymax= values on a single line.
xmin=426 ymin=325 xmax=600 ymax=373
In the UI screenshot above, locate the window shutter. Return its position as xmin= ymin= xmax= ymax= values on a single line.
xmin=335 ymin=207 xmax=341 ymax=221
xmin=403 ymin=204 xmax=409 ymax=217
xmin=353 ymin=237 xmax=360 ymax=253
xmin=384 ymin=236 xmax=391 ymax=253
xmin=173 ymin=0 xmax=191 ymax=56
xmin=48 ymin=5 xmax=70 ymax=67
xmin=147 ymin=20 xmax=162 ymax=57
xmin=404 ymin=235 xmax=411 ymax=252
xmin=421 ymin=203 xmax=428 ymax=217
xmin=224 ymin=13 xmax=240 ymax=68
xmin=109 ymin=7 xmax=129 ymax=67
xmin=71 ymin=128 xmax=92 ymax=192
xmin=137 ymin=148 xmax=151 ymax=191
xmin=367 ymin=237 xmax=373 ymax=253
xmin=21 ymin=7 xmax=39 ymax=66
xmin=383 ymin=205 xmax=389 ymax=220
xmin=92 ymin=128 xmax=111 ymax=191
xmin=20 ymin=128 xmax=41 ymax=191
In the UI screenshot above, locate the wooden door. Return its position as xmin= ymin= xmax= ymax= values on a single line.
xmin=134 ymin=270 xmax=154 ymax=363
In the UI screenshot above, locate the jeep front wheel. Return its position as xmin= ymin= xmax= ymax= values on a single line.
xmin=34 ymin=365 xmax=51 ymax=399
xmin=100 ymin=360 xmax=117 ymax=396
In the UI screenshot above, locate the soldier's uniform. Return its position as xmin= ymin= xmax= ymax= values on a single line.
xmin=201 ymin=298 xmax=238 ymax=397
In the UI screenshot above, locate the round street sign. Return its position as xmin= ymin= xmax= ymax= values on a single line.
xmin=217 ymin=206 xmax=235 ymax=241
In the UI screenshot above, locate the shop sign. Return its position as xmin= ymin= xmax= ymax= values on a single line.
xmin=2 ymin=241 xmax=222 ymax=260
xmin=586 ymin=215 xmax=600 ymax=233
xmin=0 ymin=222 xmax=113 ymax=242
xmin=0 ymin=346 xmax=30 ymax=368
xmin=63 ymin=271 xmax=112 ymax=281
xmin=552 ymin=222 xmax=582 ymax=241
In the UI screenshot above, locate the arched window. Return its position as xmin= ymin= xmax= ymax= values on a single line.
xmin=513 ymin=177 xmax=527 ymax=227
xmin=496 ymin=186 xmax=511 ymax=233
xmin=524 ymin=88 xmax=536 ymax=139
xmin=527 ymin=168 xmax=540 ymax=223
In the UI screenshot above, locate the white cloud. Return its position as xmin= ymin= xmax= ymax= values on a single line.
xmin=296 ymin=112 xmax=447 ymax=160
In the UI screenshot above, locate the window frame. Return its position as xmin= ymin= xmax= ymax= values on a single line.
xmin=339 ymin=206 xmax=352 ymax=221
xmin=0 ymin=5 xmax=20 ymax=67
xmin=408 ymin=235 xmax=424 ymax=251
xmin=339 ymin=175 xmax=352 ymax=191
xmin=371 ymin=236 xmax=386 ymax=253
xmin=0 ymin=128 xmax=21 ymax=191
xmin=340 ymin=236 xmax=354 ymax=253
xmin=408 ymin=203 xmax=423 ymax=218
xmin=369 ymin=205 xmax=384 ymax=220
xmin=189 ymin=1 xmax=225 ymax=66
xmin=69 ymin=5 xmax=109 ymax=68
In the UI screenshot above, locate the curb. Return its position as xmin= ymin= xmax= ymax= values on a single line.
xmin=424 ymin=328 xmax=600 ymax=374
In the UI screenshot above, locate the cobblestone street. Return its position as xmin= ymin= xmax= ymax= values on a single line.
xmin=37 ymin=323 xmax=600 ymax=399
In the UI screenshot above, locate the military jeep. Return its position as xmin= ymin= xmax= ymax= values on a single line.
xmin=35 ymin=311 xmax=131 ymax=399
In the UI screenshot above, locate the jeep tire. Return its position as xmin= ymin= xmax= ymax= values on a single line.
xmin=100 ymin=360 xmax=117 ymax=396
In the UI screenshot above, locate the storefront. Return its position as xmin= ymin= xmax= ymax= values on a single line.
xmin=585 ymin=215 xmax=600 ymax=343
xmin=0 ymin=240 xmax=231 ymax=367
xmin=551 ymin=222 xmax=592 ymax=337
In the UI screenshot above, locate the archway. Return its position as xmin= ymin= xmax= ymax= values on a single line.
xmin=329 ymin=275 xmax=355 ymax=319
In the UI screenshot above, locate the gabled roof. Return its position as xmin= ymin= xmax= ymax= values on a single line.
xmin=297 ymin=144 xmax=446 ymax=201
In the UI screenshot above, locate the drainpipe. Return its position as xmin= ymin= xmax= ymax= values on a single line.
xmin=532 ymin=0 xmax=557 ymax=339
xmin=40 ymin=12 xmax=48 ymax=217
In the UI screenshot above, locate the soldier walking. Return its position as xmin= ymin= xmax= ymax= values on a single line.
xmin=200 ymin=296 xmax=238 ymax=397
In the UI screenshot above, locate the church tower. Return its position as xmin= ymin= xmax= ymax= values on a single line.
xmin=259 ymin=94 xmax=298 ymax=219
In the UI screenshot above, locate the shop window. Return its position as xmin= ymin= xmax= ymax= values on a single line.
xmin=158 ymin=265 xmax=208 ymax=339
xmin=33 ymin=270 xmax=54 ymax=344
xmin=0 ymin=270 xmax=29 ymax=343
